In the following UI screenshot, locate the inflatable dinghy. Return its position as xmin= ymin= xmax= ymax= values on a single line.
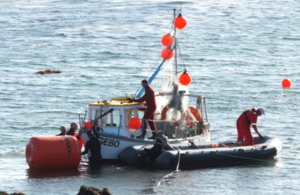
xmin=118 ymin=136 xmax=282 ymax=169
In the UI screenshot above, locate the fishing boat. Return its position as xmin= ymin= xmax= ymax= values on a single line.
xmin=78 ymin=10 xmax=282 ymax=167
xmin=119 ymin=136 xmax=282 ymax=169
xmin=78 ymin=10 xmax=212 ymax=162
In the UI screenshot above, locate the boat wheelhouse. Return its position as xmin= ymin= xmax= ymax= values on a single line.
xmin=79 ymin=93 xmax=211 ymax=160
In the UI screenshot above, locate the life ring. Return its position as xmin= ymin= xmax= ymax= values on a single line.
xmin=188 ymin=106 xmax=202 ymax=121
xmin=161 ymin=105 xmax=172 ymax=120
xmin=161 ymin=105 xmax=201 ymax=128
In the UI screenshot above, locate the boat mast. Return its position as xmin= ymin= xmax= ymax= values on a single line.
xmin=173 ymin=9 xmax=178 ymax=79
xmin=135 ymin=9 xmax=177 ymax=98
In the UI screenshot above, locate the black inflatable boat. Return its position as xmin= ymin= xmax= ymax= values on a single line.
xmin=118 ymin=136 xmax=282 ymax=169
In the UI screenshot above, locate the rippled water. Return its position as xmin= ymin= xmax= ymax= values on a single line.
xmin=0 ymin=0 xmax=300 ymax=194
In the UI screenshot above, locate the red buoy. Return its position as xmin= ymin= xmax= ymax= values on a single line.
xmin=174 ymin=13 xmax=187 ymax=29
xmin=179 ymin=70 xmax=192 ymax=86
xmin=84 ymin=122 xmax=93 ymax=130
xmin=282 ymin=79 xmax=291 ymax=88
xmin=161 ymin=34 xmax=174 ymax=47
xmin=161 ymin=48 xmax=173 ymax=60
xmin=129 ymin=117 xmax=142 ymax=129
xmin=74 ymin=133 xmax=83 ymax=149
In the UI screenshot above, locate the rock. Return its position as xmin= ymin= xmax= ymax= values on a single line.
xmin=35 ymin=69 xmax=62 ymax=75
xmin=0 ymin=186 xmax=110 ymax=195
xmin=102 ymin=189 xmax=111 ymax=195
xmin=77 ymin=185 xmax=111 ymax=195
xmin=0 ymin=192 xmax=25 ymax=195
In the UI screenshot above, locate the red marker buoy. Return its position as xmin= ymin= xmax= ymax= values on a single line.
xmin=179 ymin=70 xmax=192 ymax=86
xmin=84 ymin=122 xmax=93 ymax=130
xmin=174 ymin=13 xmax=187 ymax=29
xmin=282 ymin=79 xmax=291 ymax=88
xmin=161 ymin=48 xmax=173 ymax=60
xmin=129 ymin=117 xmax=142 ymax=129
xmin=161 ymin=34 xmax=174 ymax=47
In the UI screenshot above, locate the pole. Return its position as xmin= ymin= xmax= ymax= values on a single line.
xmin=135 ymin=48 xmax=175 ymax=98
xmin=135 ymin=10 xmax=177 ymax=98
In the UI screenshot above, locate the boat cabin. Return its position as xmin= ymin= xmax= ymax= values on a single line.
xmin=79 ymin=93 xmax=210 ymax=140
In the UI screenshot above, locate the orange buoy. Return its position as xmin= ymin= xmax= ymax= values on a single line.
xmin=282 ymin=79 xmax=291 ymax=88
xmin=161 ymin=48 xmax=173 ymax=60
xmin=174 ymin=13 xmax=187 ymax=29
xmin=161 ymin=34 xmax=174 ymax=47
xmin=84 ymin=122 xmax=93 ymax=130
xmin=179 ymin=70 xmax=192 ymax=86
xmin=74 ymin=133 xmax=83 ymax=149
xmin=26 ymin=136 xmax=81 ymax=169
xmin=129 ymin=117 xmax=142 ymax=129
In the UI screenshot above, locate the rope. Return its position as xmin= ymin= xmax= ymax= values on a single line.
xmin=153 ymin=149 xmax=181 ymax=193
xmin=211 ymin=152 xmax=274 ymax=163
xmin=134 ymin=14 xmax=176 ymax=97
xmin=216 ymin=100 xmax=232 ymax=117
xmin=176 ymin=40 xmax=200 ymax=92
xmin=134 ymin=55 xmax=163 ymax=97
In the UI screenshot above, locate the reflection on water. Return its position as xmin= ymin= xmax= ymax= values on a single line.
xmin=26 ymin=168 xmax=80 ymax=179
xmin=26 ymin=161 xmax=105 ymax=179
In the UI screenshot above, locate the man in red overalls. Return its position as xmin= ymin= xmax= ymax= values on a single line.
xmin=128 ymin=79 xmax=158 ymax=140
xmin=236 ymin=108 xmax=265 ymax=146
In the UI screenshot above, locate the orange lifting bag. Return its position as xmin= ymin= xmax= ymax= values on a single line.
xmin=26 ymin=136 xmax=81 ymax=169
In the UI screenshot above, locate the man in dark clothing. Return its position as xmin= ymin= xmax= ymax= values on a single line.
xmin=66 ymin=122 xmax=78 ymax=136
xmin=81 ymin=131 xmax=102 ymax=168
xmin=66 ymin=122 xmax=81 ymax=140
xmin=128 ymin=79 xmax=158 ymax=139
xmin=56 ymin=126 xmax=66 ymax=136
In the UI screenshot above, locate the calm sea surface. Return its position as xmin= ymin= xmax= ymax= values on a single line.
xmin=0 ymin=0 xmax=299 ymax=194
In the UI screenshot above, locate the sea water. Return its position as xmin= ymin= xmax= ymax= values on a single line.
xmin=0 ymin=0 xmax=299 ymax=194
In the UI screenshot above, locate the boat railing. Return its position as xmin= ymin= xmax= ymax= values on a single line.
xmin=147 ymin=119 xmax=210 ymax=139
xmin=78 ymin=109 xmax=87 ymax=127
xmin=156 ymin=93 xmax=209 ymax=123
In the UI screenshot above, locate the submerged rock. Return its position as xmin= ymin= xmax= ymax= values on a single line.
xmin=10 ymin=193 xmax=26 ymax=195
xmin=35 ymin=69 xmax=62 ymax=75
xmin=0 ymin=186 xmax=110 ymax=195
xmin=77 ymin=185 xmax=111 ymax=195
xmin=0 ymin=192 xmax=26 ymax=195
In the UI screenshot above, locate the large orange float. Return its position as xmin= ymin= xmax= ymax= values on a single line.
xmin=161 ymin=105 xmax=201 ymax=128
xmin=26 ymin=136 xmax=81 ymax=169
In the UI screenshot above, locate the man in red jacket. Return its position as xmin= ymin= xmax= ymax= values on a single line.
xmin=236 ymin=107 xmax=265 ymax=146
xmin=128 ymin=79 xmax=158 ymax=139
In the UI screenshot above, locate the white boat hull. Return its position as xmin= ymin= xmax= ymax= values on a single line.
xmin=82 ymin=131 xmax=211 ymax=160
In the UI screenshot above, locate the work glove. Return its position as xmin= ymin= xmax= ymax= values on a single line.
xmin=259 ymin=134 xmax=264 ymax=140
